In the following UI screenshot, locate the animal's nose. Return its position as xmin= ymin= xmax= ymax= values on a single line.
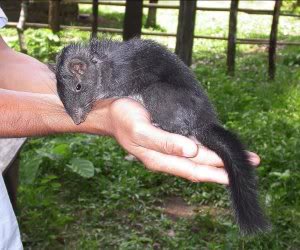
xmin=71 ymin=108 xmax=87 ymax=125
xmin=72 ymin=116 xmax=84 ymax=125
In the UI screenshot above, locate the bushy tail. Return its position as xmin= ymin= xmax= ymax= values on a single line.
xmin=195 ymin=124 xmax=270 ymax=234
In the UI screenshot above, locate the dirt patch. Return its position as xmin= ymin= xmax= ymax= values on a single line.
xmin=162 ymin=196 xmax=230 ymax=220
xmin=163 ymin=196 xmax=195 ymax=219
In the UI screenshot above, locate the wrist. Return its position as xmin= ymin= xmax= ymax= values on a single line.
xmin=31 ymin=94 xmax=78 ymax=135
xmin=0 ymin=89 xmax=74 ymax=137
xmin=38 ymin=95 xmax=117 ymax=137
xmin=78 ymin=99 xmax=116 ymax=136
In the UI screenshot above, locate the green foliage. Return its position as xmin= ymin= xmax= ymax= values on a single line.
xmin=12 ymin=40 xmax=299 ymax=248
xmin=26 ymin=30 xmax=61 ymax=62
xmin=283 ymin=48 xmax=300 ymax=66
xmin=282 ymin=0 xmax=300 ymax=14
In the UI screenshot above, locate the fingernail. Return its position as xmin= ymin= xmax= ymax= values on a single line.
xmin=248 ymin=152 xmax=260 ymax=166
xmin=212 ymin=170 xmax=229 ymax=185
xmin=218 ymin=171 xmax=229 ymax=185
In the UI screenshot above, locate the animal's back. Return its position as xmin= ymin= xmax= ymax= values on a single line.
xmin=113 ymin=39 xmax=201 ymax=89
xmin=107 ymin=38 xmax=218 ymax=131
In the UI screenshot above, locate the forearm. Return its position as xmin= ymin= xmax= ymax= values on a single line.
xmin=0 ymin=36 xmax=55 ymax=94
xmin=0 ymin=89 xmax=113 ymax=137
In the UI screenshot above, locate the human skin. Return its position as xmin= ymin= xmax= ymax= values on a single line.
xmin=0 ymin=36 xmax=260 ymax=184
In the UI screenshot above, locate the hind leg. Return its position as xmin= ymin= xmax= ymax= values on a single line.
xmin=140 ymin=83 xmax=196 ymax=136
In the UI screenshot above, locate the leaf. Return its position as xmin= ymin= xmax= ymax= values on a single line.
xmin=67 ymin=158 xmax=95 ymax=178
xmin=270 ymin=170 xmax=291 ymax=180
xmin=52 ymin=144 xmax=70 ymax=157
xmin=40 ymin=175 xmax=58 ymax=184
xmin=94 ymin=167 xmax=101 ymax=174
xmin=47 ymin=34 xmax=60 ymax=43
xmin=20 ymin=156 xmax=43 ymax=184
xmin=36 ymin=149 xmax=58 ymax=160
xmin=51 ymin=182 xmax=62 ymax=190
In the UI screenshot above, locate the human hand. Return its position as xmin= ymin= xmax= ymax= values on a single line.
xmin=105 ymin=98 xmax=260 ymax=185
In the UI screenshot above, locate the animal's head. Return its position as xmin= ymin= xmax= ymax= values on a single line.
xmin=51 ymin=42 xmax=107 ymax=125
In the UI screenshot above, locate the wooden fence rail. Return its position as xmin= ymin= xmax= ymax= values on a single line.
xmin=7 ymin=22 xmax=300 ymax=47
xmin=76 ymin=0 xmax=300 ymax=18
xmin=7 ymin=0 xmax=300 ymax=79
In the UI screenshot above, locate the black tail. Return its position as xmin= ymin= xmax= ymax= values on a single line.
xmin=195 ymin=124 xmax=270 ymax=234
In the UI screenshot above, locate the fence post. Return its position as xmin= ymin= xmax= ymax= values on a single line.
xmin=17 ymin=0 xmax=28 ymax=53
xmin=269 ymin=0 xmax=282 ymax=80
xmin=145 ymin=0 xmax=158 ymax=28
xmin=92 ymin=0 xmax=98 ymax=37
xmin=123 ymin=0 xmax=143 ymax=41
xmin=175 ymin=0 xmax=197 ymax=66
xmin=227 ymin=0 xmax=239 ymax=76
xmin=48 ymin=0 xmax=60 ymax=33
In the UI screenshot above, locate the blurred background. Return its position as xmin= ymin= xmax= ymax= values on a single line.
xmin=0 ymin=0 xmax=299 ymax=249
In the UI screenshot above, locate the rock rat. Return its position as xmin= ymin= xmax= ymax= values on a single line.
xmin=52 ymin=38 xmax=270 ymax=234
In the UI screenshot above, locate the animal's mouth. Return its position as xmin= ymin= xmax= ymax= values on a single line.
xmin=70 ymin=108 xmax=88 ymax=125
xmin=72 ymin=115 xmax=87 ymax=125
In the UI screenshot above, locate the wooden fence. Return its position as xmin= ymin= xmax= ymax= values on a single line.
xmin=7 ymin=0 xmax=300 ymax=79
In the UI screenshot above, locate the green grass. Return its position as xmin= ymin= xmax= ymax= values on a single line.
xmin=0 ymin=1 xmax=300 ymax=249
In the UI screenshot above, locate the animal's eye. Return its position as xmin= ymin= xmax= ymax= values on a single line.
xmin=91 ymin=57 xmax=98 ymax=64
xmin=76 ymin=84 xmax=82 ymax=91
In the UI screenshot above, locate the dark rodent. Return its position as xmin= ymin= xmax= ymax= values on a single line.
xmin=52 ymin=38 xmax=270 ymax=234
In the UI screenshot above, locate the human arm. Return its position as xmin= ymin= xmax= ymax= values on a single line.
xmin=0 ymin=88 xmax=236 ymax=184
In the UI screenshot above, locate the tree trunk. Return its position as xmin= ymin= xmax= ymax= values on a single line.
xmin=269 ymin=0 xmax=282 ymax=80
xmin=175 ymin=0 xmax=197 ymax=66
xmin=48 ymin=0 xmax=60 ymax=33
xmin=227 ymin=0 xmax=239 ymax=76
xmin=92 ymin=0 xmax=98 ymax=37
xmin=145 ymin=0 xmax=158 ymax=28
xmin=17 ymin=0 xmax=28 ymax=54
xmin=123 ymin=0 xmax=143 ymax=41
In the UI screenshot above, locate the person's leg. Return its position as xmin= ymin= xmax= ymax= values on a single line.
xmin=0 ymin=175 xmax=23 ymax=250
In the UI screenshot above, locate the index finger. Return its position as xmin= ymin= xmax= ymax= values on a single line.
xmin=139 ymin=148 xmax=229 ymax=185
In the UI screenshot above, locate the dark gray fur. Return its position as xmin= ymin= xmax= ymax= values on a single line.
xmin=52 ymin=38 xmax=270 ymax=234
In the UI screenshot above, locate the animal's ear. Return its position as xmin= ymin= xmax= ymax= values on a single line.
xmin=68 ymin=58 xmax=87 ymax=76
